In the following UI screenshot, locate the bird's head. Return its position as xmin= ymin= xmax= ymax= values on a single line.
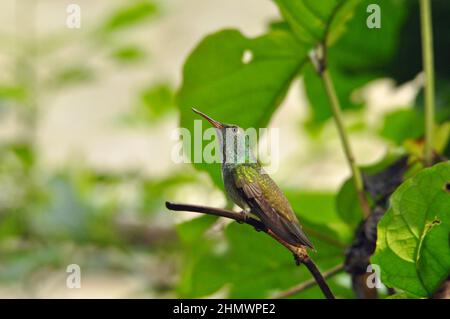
xmin=192 ymin=107 xmax=254 ymax=165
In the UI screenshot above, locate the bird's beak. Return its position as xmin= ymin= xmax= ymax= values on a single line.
xmin=192 ymin=108 xmax=224 ymax=129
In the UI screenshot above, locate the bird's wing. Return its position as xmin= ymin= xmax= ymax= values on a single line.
xmin=233 ymin=165 xmax=314 ymax=249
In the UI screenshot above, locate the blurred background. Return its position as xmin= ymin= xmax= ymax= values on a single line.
xmin=0 ymin=0 xmax=446 ymax=298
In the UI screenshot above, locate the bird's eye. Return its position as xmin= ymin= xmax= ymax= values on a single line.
xmin=232 ymin=127 xmax=238 ymax=133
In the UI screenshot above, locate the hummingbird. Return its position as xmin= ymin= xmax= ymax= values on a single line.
xmin=192 ymin=108 xmax=314 ymax=250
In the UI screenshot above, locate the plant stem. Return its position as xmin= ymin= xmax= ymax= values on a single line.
xmin=321 ymin=69 xmax=371 ymax=218
xmin=166 ymin=201 xmax=336 ymax=299
xmin=420 ymin=0 xmax=435 ymax=166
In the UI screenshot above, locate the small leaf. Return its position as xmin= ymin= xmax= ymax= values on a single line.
xmin=336 ymin=177 xmax=365 ymax=226
xmin=49 ymin=66 xmax=93 ymax=88
xmin=380 ymin=109 xmax=425 ymax=144
xmin=101 ymin=1 xmax=157 ymax=33
xmin=336 ymin=154 xmax=408 ymax=226
xmin=111 ymin=45 xmax=146 ymax=63
xmin=0 ymin=85 xmax=26 ymax=102
xmin=301 ymin=0 xmax=408 ymax=125
xmin=141 ymin=83 xmax=174 ymax=115
xmin=372 ymin=161 xmax=450 ymax=297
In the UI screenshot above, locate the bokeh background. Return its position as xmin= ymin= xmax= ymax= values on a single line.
xmin=0 ymin=0 xmax=447 ymax=298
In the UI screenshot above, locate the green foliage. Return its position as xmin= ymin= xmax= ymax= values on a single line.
xmin=100 ymin=1 xmax=158 ymax=33
xmin=386 ymin=292 xmax=418 ymax=299
xmin=336 ymin=177 xmax=365 ymax=227
xmin=301 ymin=0 xmax=450 ymax=127
xmin=174 ymin=0 xmax=450 ymax=299
xmin=380 ymin=109 xmax=425 ymax=144
xmin=140 ymin=83 xmax=175 ymax=118
xmin=0 ymin=85 xmax=26 ymax=102
xmin=372 ymin=161 xmax=450 ymax=297
xmin=122 ymin=82 xmax=176 ymax=125
xmin=303 ymin=0 xmax=408 ymax=126
xmin=111 ymin=45 xmax=147 ymax=63
xmin=0 ymin=0 xmax=448 ymax=299
xmin=176 ymin=191 xmax=352 ymax=298
xmin=48 ymin=66 xmax=94 ymax=88
xmin=178 ymin=29 xmax=309 ymax=186
xmin=177 ymin=0 xmax=368 ymax=186
xmin=274 ymin=0 xmax=361 ymax=46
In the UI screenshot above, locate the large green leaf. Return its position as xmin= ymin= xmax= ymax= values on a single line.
xmin=372 ymin=161 xmax=450 ymax=297
xmin=177 ymin=29 xmax=309 ymax=187
xmin=273 ymin=0 xmax=361 ymax=47
xmin=178 ymin=1 xmax=365 ymax=186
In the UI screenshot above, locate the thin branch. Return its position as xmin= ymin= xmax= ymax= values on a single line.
xmin=166 ymin=201 xmax=336 ymax=299
xmin=420 ymin=0 xmax=435 ymax=166
xmin=303 ymin=258 xmax=335 ymax=299
xmin=272 ymin=263 xmax=344 ymax=299
xmin=309 ymin=46 xmax=371 ymax=218
xmin=165 ymin=201 xmax=266 ymax=231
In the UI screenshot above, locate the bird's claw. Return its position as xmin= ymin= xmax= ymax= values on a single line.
xmin=237 ymin=211 xmax=248 ymax=224
xmin=293 ymin=254 xmax=302 ymax=266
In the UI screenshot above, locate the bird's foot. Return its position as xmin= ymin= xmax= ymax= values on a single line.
xmin=237 ymin=211 xmax=249 ymax=224
xmin=292 ymin=247 xmax=309 ymax=265
xmin=293 ymin=253 xmax=302 ymax=266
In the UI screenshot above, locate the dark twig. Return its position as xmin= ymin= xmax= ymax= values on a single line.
xmin=166 ymin=201 xmax=336 ymax=299
xmin=272 ymin=263 xmax=344 ymax=299
xmin=165 ymin=201 xmax=266 ymax=231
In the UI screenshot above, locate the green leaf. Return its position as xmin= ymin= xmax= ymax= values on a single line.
xmin=140 ymin=83 xmax=174 ymax=116
xmin=286 ymin=190 xmax=352 ymax=242
xmin=336 ymin=177 xmax=365 ymax=227
xmin=49 ymin=66 xmax=94 ymax=88
xmin=372 ymin=161 xmax=450 ymax=297
xmin=0 ymin=85 xmax=26 ymax=102
xmin=178 ymin=29 xmax=309 ymax=187
xmin=387 ymin=1 xmax=450 ymax=85
xmin=380 ymin=109 xmax=425 ymax=145
xmin=273 ymin=0 xmax=361 ymax=47
xmin=122 ymin=82 xmax=175 ymax=126
xmin=100 ymin=1 xmax=157 ymax=33
xmin=111 ymin=45 xmax=146 ymax=63
xmin=303 ymin=63 xmax=373 ymax=125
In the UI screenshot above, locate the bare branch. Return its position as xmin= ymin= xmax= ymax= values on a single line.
xmin=165 ymin=201 xmax=336 ymax=299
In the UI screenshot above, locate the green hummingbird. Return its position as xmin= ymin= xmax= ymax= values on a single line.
xmin=192 ymin=108 xmax=314 ymax=250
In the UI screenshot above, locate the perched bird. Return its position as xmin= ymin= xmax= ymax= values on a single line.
xmin=192 ymin=108 xmax=314 ymax=249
